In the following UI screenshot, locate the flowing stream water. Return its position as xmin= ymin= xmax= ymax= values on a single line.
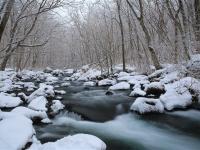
xmin=34 ymin=81 xmax=200 ymax=150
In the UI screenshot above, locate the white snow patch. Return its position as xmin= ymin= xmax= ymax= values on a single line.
xmin=51 ymin=100 xmax=65 ymax=113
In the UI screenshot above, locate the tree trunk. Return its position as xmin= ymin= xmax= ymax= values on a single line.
xmin=116 ymin=0 xmax=126 ymax=72
xmin=195 ymin=0 xmax=200 ymax=53
xmin=0 ymin=0 xmax=15 ymax=42
xmin=0 ymin=54 xmax=10 ymax=70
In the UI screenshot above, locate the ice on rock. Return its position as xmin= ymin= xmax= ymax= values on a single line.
xmin=98 ymin=79 xmax=117 ymax=86
xmin=28 ymin=83 xmax=55 ymax=103
xmin=83 ymin=81 xmax=96 ymax=86
xmin=11 ymin=106 xmax=48 ymax=120
xmin=0 ymin=115 xmax=35 ymax=150
xmin=28 ymin=96 xmax=48 ymax=111
xmin=130 ymin=97 xmax=164 ymax=114
xmin=109 ymin=82 xmax=130 ymax=90
xmin=0 ymin=93 xmax=22 ymax=108
xmin=28 ymin=134 xmax=106 ymax=150
xmin=51 ymin=100 xmax=65 ymax=113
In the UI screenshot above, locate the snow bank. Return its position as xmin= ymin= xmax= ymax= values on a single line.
xmin=98 ymin=79 xmax=117 ymax=86
xmin=28 ymin=96 xmax=48 ymax=111
xmin=130 ymin=97 xmax=164 ymax=114
xmin=0 ymin=93 xmax=22 ymax=108
xmin=0 ymin=115 xmax=35 ymax=150
xmin=51 ymin=100 xmax=65 ymax=113
xmin=28 ymin=134 xmax=106 ymax=150
xmin=109 ymin=82 xmax=130 ymax=90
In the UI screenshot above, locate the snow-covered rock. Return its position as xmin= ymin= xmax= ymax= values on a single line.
xmin=145 ymin=82 xmax=165 ymax=96
xmin=63 ymin=77 xmax=71 ymax=81
xmin=0 ymin=93 xmax=22 ymax=108
xmin=44 ymin=67 xmax=53 ymax=73
xmin=109 ymin=82 xmax=130 ymax=90
xmin=83 ymin=81 xmax=96 ymax=86
xmin=160 ymin=89 xmax=192 ymax=111
xmin=98 ymin=79 xmax=117 ymax=86
xmin=11 ymin=106 xmax=48 ymax=120
xmin=28 ymin=134 xmax=106 ymax=150
xmin=118 ymin=72 xmax=130 ymax=78
xmin=51 ymin=100 xmax=65 ymax=113
xmin=78 ymin=69 xmax=101 ymax=81
xmin=51 ymin=69 xmax=64 ymax=77
xmin=0 ymin=115 xmax=35 ymax=150
xmin=61 ymin=82 xmax=71 ymax=87
xmin=28 ymin=83 xmax=55 ymax=103
xmin=130 ymin=97 xmax=164 ymax=114
xmin=46 ymin=76 xmax=58 ymax=84
xmin=128 ymin=75 xmax=149 ymax=85
xmin=0 ymin=79 xmax=13 ymax=92
xmin=55 ymin=90 xmax=66 ymax=95
xmin=64 ymin=69 xmax=74 ymax=75
xmin=129 ymin=87 xmax=146 ymax=97
xmin=28 ymin=96 xmax=48 ymax=111
xmin=118 ymin=75 xmax=134 ymax=82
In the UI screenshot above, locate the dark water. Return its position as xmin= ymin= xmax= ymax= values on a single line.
xmin=34 ymin=81 xmax=200 ymax=150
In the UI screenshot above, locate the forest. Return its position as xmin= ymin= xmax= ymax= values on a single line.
xmin=0 ymin=0 xmax=200 ymax=150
